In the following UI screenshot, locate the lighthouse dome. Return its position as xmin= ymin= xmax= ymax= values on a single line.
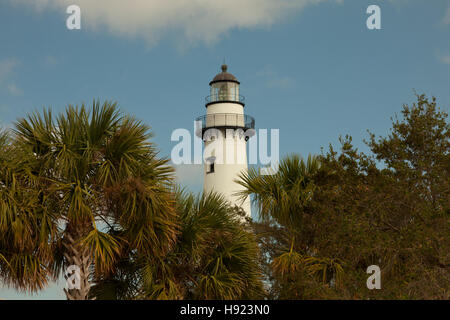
xmin=209 ymin=64 xmax=240 ymax=85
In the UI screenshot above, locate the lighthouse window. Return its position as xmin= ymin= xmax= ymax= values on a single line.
xmin=208 ymin=162 xmax=215 ymax=174
xmin=210 ymin=82 xmax=239 ymax=102
xmin=218 ymin=84 xmax=228 ymax=100
xmin=207 ymin=162 xmax=215 ymax=174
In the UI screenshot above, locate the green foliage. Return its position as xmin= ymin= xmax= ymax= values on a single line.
xmin=90 ymin=191 xmax=265 ymax=300
xmin=241 ymin=94 xmax=449 ymax=299
xmin=0 ymin=101 xmax=178 ymax=298
xmin=168 ymin=191 xmax=264 ymax=299
xmin=237 ymin=155 xmax=321 ymax=232
xmin=0 ymin=129 xmax=56 ymax=292
xmin=1 ymin=93 xmax=447 ymax=300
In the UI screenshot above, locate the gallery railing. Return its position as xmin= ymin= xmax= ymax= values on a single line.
xmin=195 ymin=113 xmax=255 ymax=136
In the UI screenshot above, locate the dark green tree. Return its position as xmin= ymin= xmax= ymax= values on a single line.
xmin=238 ymin=94 xmax=449 ymax=299
xmin=90 ymin=191 xmax=265 ymax=300
xmin=0 ymin=101 xmax=178 ymax=299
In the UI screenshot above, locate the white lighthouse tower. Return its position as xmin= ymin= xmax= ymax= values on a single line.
xmin=196 ymin=64 xmax=254 ymax=217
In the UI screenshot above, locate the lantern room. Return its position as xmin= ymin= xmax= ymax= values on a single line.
xmin=206 ymin=64 xmax=245 ymax=106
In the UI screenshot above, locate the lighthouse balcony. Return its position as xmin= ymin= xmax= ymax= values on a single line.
xmin=205 ymin=94 xmax=245 ymax=107
xmin=195 ymin=113 xmax=255 ymax=137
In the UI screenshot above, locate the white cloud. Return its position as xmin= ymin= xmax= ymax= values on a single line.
xmin=257 ymin=65 xmax=295 ymax=89
xmin=0 ymin=105 xmax=13 ymax=129
xmin=440 ymin=54 xmax=450 ymax=67
xmin=0 ymin=58 xmax=23 ymax=96
xmin=44 ymin=55 xmax=59 ymax=66
xmin=267 ymin=77 xmax=295 ymax=89
xmin=444 ymin=6 xmax=450 ymax=24
xmin=6 ymin=84 xmax=23 ymax=96
xmin=11 ymin=0 xmax=335 ymax=46
xmin=0 ymin=58 xmax=19 ymax=83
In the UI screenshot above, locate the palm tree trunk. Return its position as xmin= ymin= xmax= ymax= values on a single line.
xmin=63 ymin=223 xmax=93 ymax=300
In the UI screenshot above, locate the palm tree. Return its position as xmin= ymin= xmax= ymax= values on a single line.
xmin=90 ymin=191 xmax=265 ymax=300
xmin=236 ymin=155 xmax=344 ymax=297
xmin=0 ymin=128 xmax=55 ymax=293
xmin=170 ymin=191 xmax=264 ymax=299
xmin=236 ymin=154 xmax=322 ymax=231
xmin=0 ymin=101 xmax=178 ymax=299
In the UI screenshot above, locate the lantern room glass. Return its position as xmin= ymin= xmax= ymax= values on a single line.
xmin=210 ymin=82 xmax=239 ymax=103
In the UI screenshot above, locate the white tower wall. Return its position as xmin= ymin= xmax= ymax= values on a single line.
xmin=203 ymin=130 xmax=251 ymax=217
xmin=200 ymin=65 xmax=253 ymax=218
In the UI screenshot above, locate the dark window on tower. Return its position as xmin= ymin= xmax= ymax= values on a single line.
xmin=207 ymin=162 xmax=215 ymax=174
xmin=206 ymin=156 xmax=215 ymax=174
xmin=206 ymin=162 xmax=214 ymax=173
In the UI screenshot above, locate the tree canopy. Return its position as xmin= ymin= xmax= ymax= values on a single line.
xmin=238 ymin=94 xmax=449 ymax=299
xmin=1 ymin=94 xmax=448 ymax=299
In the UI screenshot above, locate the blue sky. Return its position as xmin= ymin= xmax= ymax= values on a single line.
xmin=0 ymin=0 xmax=449 ymax=299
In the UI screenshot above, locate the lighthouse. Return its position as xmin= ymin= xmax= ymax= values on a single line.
xmin=196 ymin=64 xmax=254 ymax=217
